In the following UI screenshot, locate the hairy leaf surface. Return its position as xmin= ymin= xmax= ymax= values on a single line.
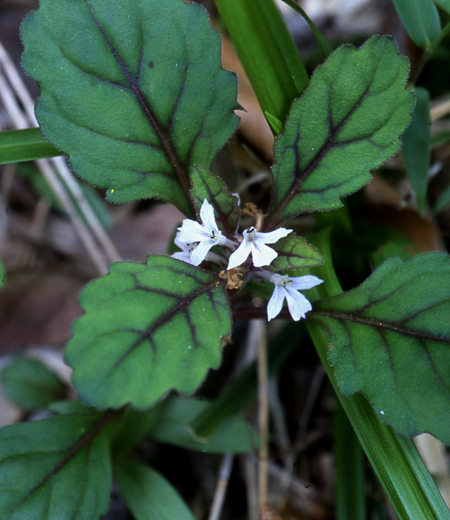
xmin=21 ymin=0 xmax=239 ymax=214
xmin=190 ymin=165 xmax=240 ymax=236
xmin=312 ymin=253 xmax=450 ymax=444
xmin=270 ymin=232 xmax=323 ymax=272
xmin=268 ymin=36 xmax=414 ymax=226
xmin=115 ymin=460 xmax=195 ymax=520
xmin=0 ymin=411 xmax=116 ymax=520
xmin=66 ymin=256 xmax=231 ymax=409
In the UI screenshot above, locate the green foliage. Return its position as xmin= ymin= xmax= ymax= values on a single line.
xmin=214 ymin=0 xmax=309 ymax=124
xmin=0 ymin=357 xmax=66 ymax=411
xmin=280 ymin=0 xmax=333 ymax=59
xmin=312 ymin=253 xmax=450 ymax=444
xmin=190 ymin=165 xmax=240 ymax=235
xmin=268 ymin=36 xmax=415 ymax=227
xmin=402 ymin=87 xmax=431 ymax=214
xmin=391 ymin=0 xmax=441 ymax=47
xmin=0 ymin=410 xmax=117 ymax=519
xmin=66 ymin=256 xmax=231 ymax=409
xmin=270 ymin=233 xmax=323 ymax=272
xmin=148 ymin=396 xmax=256 ymax=453
xmin=21 ymin=0 xmax=239 ymax=215
xmin=115 ymin=460 xmax=195 ymax=520
xmin=0 ymin=128 xmax=60 ymax=164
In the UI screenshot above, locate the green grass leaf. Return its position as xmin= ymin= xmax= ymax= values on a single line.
xmin=65 ymin=256 xmax=231 ymax=409
xmin=392 ymin=0 xmax=441 ymax=48
xmin=312 ymin=253 xmax=450 ymax=445
xmin=270 ymin=232 xmax=323 ymax=272
xmin=0 ymin=129 xmax=61 ymax=165
xmin=21 ymin=0 xmax=239 ymax=215
xmin=148 ymin=395 xmax=256 ymax=453
xmin=266 ymin=36 xmax=414 ymax=227
xmin=115 ymin=460 xmax=195 ymax=520
xmin=402 ymin=87 xmax=431 ymax=214
xmin=0 ymin=410 xmax=117 ymax=519
xmin=0 ymin=357 xmax=66 ymax=411
xmin=190 ymin=165 xmax=240 ymax=236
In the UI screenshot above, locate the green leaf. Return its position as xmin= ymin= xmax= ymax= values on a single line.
xmin=312 ymin=253 xmax=450 ymax=445
xmin=148 ymin=396 xmax=255 ymax=453
xmin=266 ymin=36 xmax=415 ymax=228
xmin=270 ymin=232 xmax=323 ymax=272
xmin=392 ymin=0 xmax=441 ymax=48
xmin=215 ymin=0 xmax=309 ymax=126
xmin=115 ymin=460 xmax=195 ymax=520
xmin=21 ymin=0 xmax=239 ymax=215
xmin=434 ymin=183 xmax=450 ymax=214
xmin=0 ymin=410 xmax=117 ymax=520
xmin=280 ymin=0 xmax=333 ymax=59
xmin=0 ymin=259 xmax=5 ymax=288
xmin=0 ymin=129 xmax=61 ymax=165
xmin=65 ymin=256 xmax=231 ymax=409
xmin=190 ymin=165 xmax=240 ymax=236
xmin=0 ymin=357 xmax=66 ymax=411
xmin=402 ymin=87 xmax=431 ymax=214
xmin=265 ymin=112 xmax=284 ymax=135
xmin=433 ymin=0 xmax=450 ymax=14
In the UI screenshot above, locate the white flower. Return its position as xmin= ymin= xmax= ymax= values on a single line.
xmin=177 ymin=199 xmax=235 ymax=266
xmin=172 ymin=233 xmax=197 ymax=264
xmin=258 ymin=271 xmax=323 ymax=321
xmin=227 ymin=227 xmax=291 ymax=270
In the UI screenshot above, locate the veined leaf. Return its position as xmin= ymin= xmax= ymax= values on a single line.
xmin=148 ymin=396 xmax=255 ymax=453
xmin=311 ymin=253 xmax=450 ymax=445
xmin=21 ymin=0 xmax=239 ymax=215
xmin=190 ymin=165 xmax=240 ymax=236
xmin=392 ymin=0 xmax=441 ymax=48
xmin=65 ymin=256 xmax=231 ymax=409
xmin=115 ymin=460 xmax=195 ymax=520
xmin=270 ymin=232 xmax=323 ymax=272
xmin=266 ymin=36 xmax=414 ymax=228
xmin=0 ymin=410 xmax=117 ymax=520
xmin=402 ymin=87 xmax=431 ymax=214
xmin=0 ymin=357 xmax=66 ymax=411
xmin=0 ymin=128 xmax=61 ymax=165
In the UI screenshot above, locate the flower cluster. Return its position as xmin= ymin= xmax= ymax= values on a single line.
xmin=173 ymin=199 xmax=323 ymax=321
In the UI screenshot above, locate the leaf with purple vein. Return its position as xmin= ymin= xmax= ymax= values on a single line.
xmin=311 ymin=252 xmax=450 ymax=445
xmin=266 ymin=36 xmax=414 ymax=228
xmin=21 ymin=0 xmax=239 ymax=215
xmin=65 ymin=256 xmax=232 ymax=409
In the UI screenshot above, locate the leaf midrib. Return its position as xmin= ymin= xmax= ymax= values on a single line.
xmin=82 ymin=0 xmax=193 ymax=202
xmin=6 ymin=410 xmax=120 ymax=516
xmin=311 ymin=310 xmax=450 ymax=343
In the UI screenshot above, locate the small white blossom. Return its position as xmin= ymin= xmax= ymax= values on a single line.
xmin=258 ymin=271 xmax=323 ymax=321
xmin=172 ymin=233 xmax=197 ymax=264
xmin=177 ymin=199 xmax=235 ymax=266
xmin=227 ymin=227 xmax=291 ymax=270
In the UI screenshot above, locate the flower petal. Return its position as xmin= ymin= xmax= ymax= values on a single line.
xmin=190 ymin=238 xmax=215 ymax=266
xmin=200 ymin=199 xmax=220 ymax=234
xmin=257 ymin=227 xmax=291 ymax=244
xmin=172 ymin=251 xmax=193 ymax=264
xmin=178 ymin=220 xmax=209 ymax=243
xmin=251 ymin=241 xmax=278 ymax=267
xmin=284 ymin=287 xmax=312 ymax=321
xmin=227 ymin=241 xmax=251 ymax=270
xmin=267 ymin=285 xmax=286 ymax=321
xmin=290 ymin=275 xmax=324 ymax=291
